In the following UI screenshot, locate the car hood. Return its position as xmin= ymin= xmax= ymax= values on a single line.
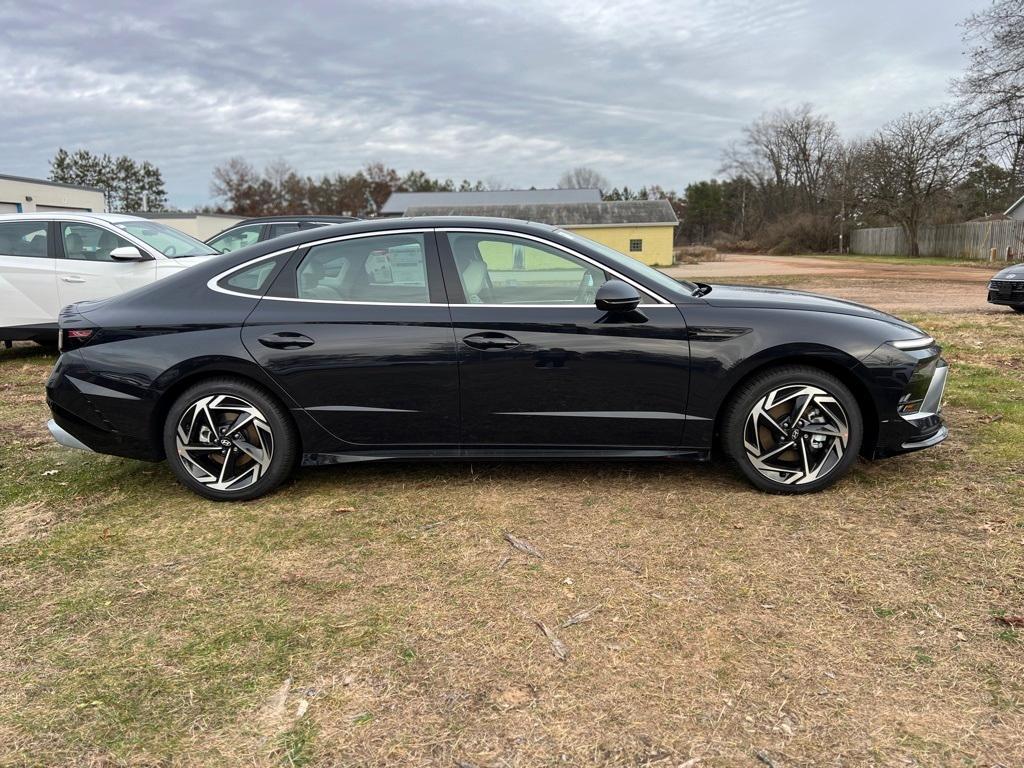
xmin=702 ymin=284 xmax=924 ymax=334
xmin=159 ymin=255 xmax=217 ymax=269
xmin=992 ymin=263 xmax=1024 ymax=280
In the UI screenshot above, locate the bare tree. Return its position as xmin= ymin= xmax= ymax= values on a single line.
xmin=557 ymin=166 xmax=609 ymax=192
xmin=952 ymin=0 xmax=1024 ymax=194
xmin=857 ymin=110 xmax=974 ymax=256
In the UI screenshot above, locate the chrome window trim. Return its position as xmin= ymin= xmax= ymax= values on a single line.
xmin=206 ymin=226 xmax=673 ymax=307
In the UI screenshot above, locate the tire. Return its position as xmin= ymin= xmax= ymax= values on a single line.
xmin=1012 ymin=305 xmax=1024 ymax=314
xmin=162 ymin=377 xmax=298 ymax=501
xmin=721 ymin=365 xmax=863 ymax=494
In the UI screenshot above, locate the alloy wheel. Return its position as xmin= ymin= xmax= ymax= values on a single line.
xmin=175 ymin=394 xmax=274 ymax=492
xmin=743 ymin=383 xmax=850 ymax=485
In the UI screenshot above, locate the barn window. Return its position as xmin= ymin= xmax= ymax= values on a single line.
xmin=629 ymin=238 xmax=643 ymax=252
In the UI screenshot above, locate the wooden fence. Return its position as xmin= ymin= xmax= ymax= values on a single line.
xmin=850 ymin=220 xmax=1024 ymax=260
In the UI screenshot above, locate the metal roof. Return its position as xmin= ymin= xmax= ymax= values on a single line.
xmin=0 ymin=172 xmax=105 ymax=194
xmin=380 ymin=188 xmax=601 ymax=215
xmin=1005 ymin=193 xmax=1024 ymax=216
xmin=404 ymin=199 xmax=678 ymax=227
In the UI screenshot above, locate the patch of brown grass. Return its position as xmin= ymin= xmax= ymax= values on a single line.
xmin=0 ymin=322 xmax=1022 ymax=766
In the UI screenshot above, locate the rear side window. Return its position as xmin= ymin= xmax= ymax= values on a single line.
xmin=295 ymin=233 xmax=430 ymax=303
xmin=0 ymin=221 xmax=49 ymax=258
xmin=219 ymin=255 xmax=285 ymax=295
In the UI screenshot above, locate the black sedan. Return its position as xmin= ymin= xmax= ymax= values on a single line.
xmin=46 ymin=217 xmax=949 ymax=500
xmin=987 ymin=263 xmax=1024 ymax=312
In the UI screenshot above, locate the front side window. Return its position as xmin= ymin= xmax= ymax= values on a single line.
xmin=0 ymin=221 xmax=48 ymax=258
xmin=295 ymin=233 xmax=430 ymax=303
xmin=114 ymin=221 xmax=217 ymax=258
xmin=446 ymin=233 xmax=615 ymax=305
xmin=209 ymin=224 xmax=262 ymax=254
xmin=61 ymin=223 xmax=133 ymax=261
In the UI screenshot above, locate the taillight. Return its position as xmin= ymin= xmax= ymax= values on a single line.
xmin=60 ymin=327 xmax=95 ymax=352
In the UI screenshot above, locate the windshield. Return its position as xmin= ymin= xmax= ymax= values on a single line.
xmin=115 ymin=221 xmax=218 ymax=258
xmin=556 ymin=229 xmax=698 ymax=296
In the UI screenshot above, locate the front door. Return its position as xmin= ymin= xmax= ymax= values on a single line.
xmin=439 ymin=230 xmax=692 ymax=448
xmin=242 ymin=230 xmax=459 ymax=448
xmin=55 ymin=222 xmax=155 ymax=307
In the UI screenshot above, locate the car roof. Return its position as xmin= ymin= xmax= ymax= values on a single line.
xmin=0 ymin=212 xmax=146 ymax=224
xmin=232 ymin=215 xmax=361 ymax=226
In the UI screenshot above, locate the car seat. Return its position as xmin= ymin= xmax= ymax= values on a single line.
xmin=452 ymin=238 xmax=493 ymax=304
xmin=65 ymin=232 xmax=85 ymax=259
xmin=97 ymin=231 xmax=120 ymax=261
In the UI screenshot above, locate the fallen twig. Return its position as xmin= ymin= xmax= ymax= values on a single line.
xmin=534 ymin=620 xmax=569 ymax=660
xmin=505 ymin=533 xmax=543 ymax=559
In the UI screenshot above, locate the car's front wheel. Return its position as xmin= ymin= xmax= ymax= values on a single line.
xmin=163 ymin=378 xmax=298 ymax=501
xmin=722 ymin=365 xmax=863 ymax=493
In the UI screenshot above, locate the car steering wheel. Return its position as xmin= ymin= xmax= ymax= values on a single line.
xmin=163 ymin=245 xmax=177 ymax=257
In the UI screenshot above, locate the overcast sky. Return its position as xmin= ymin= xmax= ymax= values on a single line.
xmin=0 ymin=0 xmax=981 ymax=209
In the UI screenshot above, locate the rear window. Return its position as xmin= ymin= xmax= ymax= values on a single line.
xmin=0 ymin=221 xmax=48 ymax=258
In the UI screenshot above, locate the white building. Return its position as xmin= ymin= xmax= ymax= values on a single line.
xmin=0 ymin=173 xmax=106 ymax=214
xmin=136 ymin=212 xmax=244 ymax=240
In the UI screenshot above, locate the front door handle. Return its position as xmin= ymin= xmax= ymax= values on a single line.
xmin=258 ymin=332 xmax=315 ymax=350
xmin=462 ymin=332 xmax=520 ymax=350
xmin=60 ymin=275 xmax=86 ymax=283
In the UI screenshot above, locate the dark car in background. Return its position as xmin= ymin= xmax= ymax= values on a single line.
xmin=206 ymin=215 xmax=359 ymax=254
xmin=987 ymin=263 xmax=1024 ymax=313
xmin=47 ymin=217 xmax=948 ymax=501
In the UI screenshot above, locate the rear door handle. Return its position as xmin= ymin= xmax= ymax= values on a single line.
xmin=61 ymin=275 xmax=86 ymax=283
xmin=462 ymin=332 xmax=520 ymax=350
xmin=258 ymin=332 xmax=315 ymax=350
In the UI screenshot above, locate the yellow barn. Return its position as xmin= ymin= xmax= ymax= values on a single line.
xmin=403 ymin=200 xmax=679 ymax=267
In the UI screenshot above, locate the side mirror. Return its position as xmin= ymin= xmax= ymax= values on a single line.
xmin=109 ymin=246 xmax=147 ymax=261
xmin=595 ymin=279 xmax=641 ymax=312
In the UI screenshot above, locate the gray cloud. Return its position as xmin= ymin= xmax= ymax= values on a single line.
xmin=0 ymin=0 xmax=979 ymax=208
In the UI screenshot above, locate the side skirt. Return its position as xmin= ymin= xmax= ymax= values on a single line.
xmin=302 ymin=447 xmax=711 ymax=466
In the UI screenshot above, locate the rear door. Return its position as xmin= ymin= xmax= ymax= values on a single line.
xmin=240 ymin=229 xmax=460 ymax=448
xmin=0 ymin=220 xmax=59 ymax=331
xmin=55 ymin=222 xmax=155 ymax=307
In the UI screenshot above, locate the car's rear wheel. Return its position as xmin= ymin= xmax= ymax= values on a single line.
xmin=722 ymin=365 xmax=862 ymax=493
xmin=163 ymin=378 xmax=298 ymax=501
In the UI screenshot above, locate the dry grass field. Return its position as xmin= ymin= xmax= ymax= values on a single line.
xmin=1 ymin=299 xmax=1023 ymax=765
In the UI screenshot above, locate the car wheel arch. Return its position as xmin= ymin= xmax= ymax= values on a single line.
xmin=710 ymin=351 xmax=879 ymax=458
xmin=150 ymin=363 xmax=298 ymax=460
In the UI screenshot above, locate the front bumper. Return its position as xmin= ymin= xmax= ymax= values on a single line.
xmin=988 ymin=279 xmax=1024 ymax=306
xmin=47 ymin=419 xmax=93 ymax=452
xmin=872 ymin=357 xmax=949 ymax=458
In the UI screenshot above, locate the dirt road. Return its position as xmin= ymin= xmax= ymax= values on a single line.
xmin=663 ymin=254 xmax=1009 ymax=314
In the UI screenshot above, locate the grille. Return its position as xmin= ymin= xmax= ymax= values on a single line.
xmin=988 ymin=279 xmax=1024 ymax=301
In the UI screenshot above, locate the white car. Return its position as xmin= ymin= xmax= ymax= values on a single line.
xmin=0 ymin=213 xmax=219 ymax=346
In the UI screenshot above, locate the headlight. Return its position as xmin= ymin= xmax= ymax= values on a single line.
xmin=890 ymin=336 xmax=935 ymax=351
